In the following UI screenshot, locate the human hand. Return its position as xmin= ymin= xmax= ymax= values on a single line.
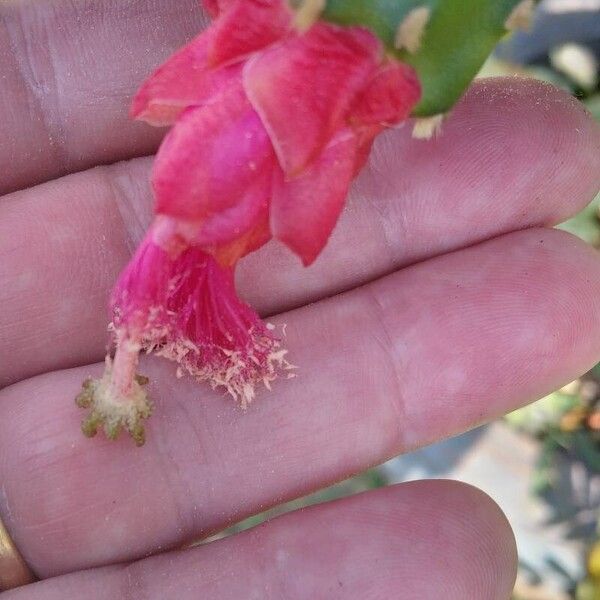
xmin=1 ymin=1 xmax=600 ymax=598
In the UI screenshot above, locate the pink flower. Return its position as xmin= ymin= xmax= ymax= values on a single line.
xmin=77 ymin=0 xmax=421 ymax=444
xmin=133 ymin=0 xmax=421 ymax=264
xmin=111 ymin=222 xmax=284 ymax=404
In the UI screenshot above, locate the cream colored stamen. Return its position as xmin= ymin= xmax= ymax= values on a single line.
xmin=294 ymin=0 xmax=326 ymax=32
xmin=412 ymin=114 xmax=444 ymax=139
xmin=394 ymin=6 xmax=431 ymax=54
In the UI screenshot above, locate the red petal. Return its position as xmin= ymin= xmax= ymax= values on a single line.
xmin=202 ymin=0 xmax=222 ymax=17
xmin=156 ymin=169 xmax=271 ymax=250
xmin=350 ymin=61 xmax=421 ymax=126
xmin=194 ymin=171 xmax=270 ymax=246
xmin=152 ymin=84 xmax=276 ymax=222
xmin=208 ymin=0 xmax=292 ymax=67
xmin=244 ymin=23 xmax=381 ymax=175
xmin=212 ymin=214 xmax=272 ymax=266
xmin=352 ymin=128 xmax=378 ymax=176
xmin=131 ymin=31 xmax=242 ymax=126
xmin=201 ymin=0 xmax=236 ymax=18
xmin=270 ymin=129 xmax=357 ymax=265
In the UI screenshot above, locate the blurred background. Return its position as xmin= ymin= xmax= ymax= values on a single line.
xmin=212 ymin=2 xmax=600 ymax=597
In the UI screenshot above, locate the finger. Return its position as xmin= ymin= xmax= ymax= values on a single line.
xmin=1 ymin=482 xmax=517 ymax=600
xmin=0 ymin=0 xmax=206 ymax=194
xmin=1 ymin=228 xmax=599 ymax=577
xmin=1 ymin=78 xmax=599 ymax=386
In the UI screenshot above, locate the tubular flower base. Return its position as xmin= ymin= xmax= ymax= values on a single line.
xmin=78 ymin=0 xmax=421 ymax=445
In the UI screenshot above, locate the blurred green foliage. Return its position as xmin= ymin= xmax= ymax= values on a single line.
xmin=505 ymin=48 xmax=600 ymax=596
xmin=207 ymin=469 xmax=387 ymax=542
xmin=559 ymin=194 xmax=600 ymax=248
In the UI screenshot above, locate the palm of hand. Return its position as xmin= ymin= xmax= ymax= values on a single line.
xmin=1 ymin=1 xmax=600 ymax=598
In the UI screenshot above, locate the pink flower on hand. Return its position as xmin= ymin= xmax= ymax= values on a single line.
xmin=77 ymin=0 xmax=421 ymax=445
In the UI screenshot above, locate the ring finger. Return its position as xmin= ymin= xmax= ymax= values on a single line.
xmin=1 ymin=481 xmax=517 ymax=600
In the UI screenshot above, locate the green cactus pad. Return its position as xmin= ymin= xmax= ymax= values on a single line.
xmin=321 ymin=0 xmax=533 ymax=116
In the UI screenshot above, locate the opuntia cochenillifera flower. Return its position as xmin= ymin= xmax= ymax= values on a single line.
xmin=76 ymin=0 xmax=421 ymax=445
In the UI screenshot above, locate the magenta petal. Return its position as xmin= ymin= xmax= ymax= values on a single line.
xmin=208 ymin=0 xmax=292 ymax=67
xmin=210 ymin=214 xmax=272 ymax=266
xmin=202 ymin=0 xmax=221 ymax=17
xmin=194 ymin=169 xmax=271 ymax=246
xmin=131 ymin=31 xmax=242 ymax=126
xmin=350 ymin=61 xmax=421 ymax=127
xmin=270 ymin=129 xmax=357 ymax=265
xmin=153 ymin=84 xmax=276 ymax=222
xmin=151 ymin=204 xmax=271 ymax=265
xmin=201 ymin=0 xmax=237 ymax=18
xmin=244 ymin=23 xmax=381 ymax=175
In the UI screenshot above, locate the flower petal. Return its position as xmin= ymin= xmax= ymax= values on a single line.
xmin=244 ymin=23 xmax=381 ymax=176
xmin=270 ymin=129 xmax=357 ymax=265
xmin=202 ymin=0 xmax=222 ymax=18
xmin=201 ymin=0 xmax=237 ymax=18
xmin=352 ymin=128 xmax=378 ymax=176
xmin=208 ymin=0 xmax=292 ymax=67
xmin=212 ymin=214 xmax=272 ymax=266
xmin=350 ymin=61 xmax=421 ymax=127
xmin=153 ymin=84 xmax=276 ymax=222
xmin=194 ymin=170 xmax=271 ymax=246
xmin=153 ymin=167 xmax=271 ymax=254
xmin=131 ymin=31 xmax=242 ymax=126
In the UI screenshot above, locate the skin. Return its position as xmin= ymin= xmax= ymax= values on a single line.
xmin=1 ymin=0 xmax=600 ymax=598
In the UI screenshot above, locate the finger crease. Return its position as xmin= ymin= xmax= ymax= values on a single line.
xmin=362 ymin=285 xmax=410 ymax=453
xmin=4 ymin=5 xmax=70 ymax=170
